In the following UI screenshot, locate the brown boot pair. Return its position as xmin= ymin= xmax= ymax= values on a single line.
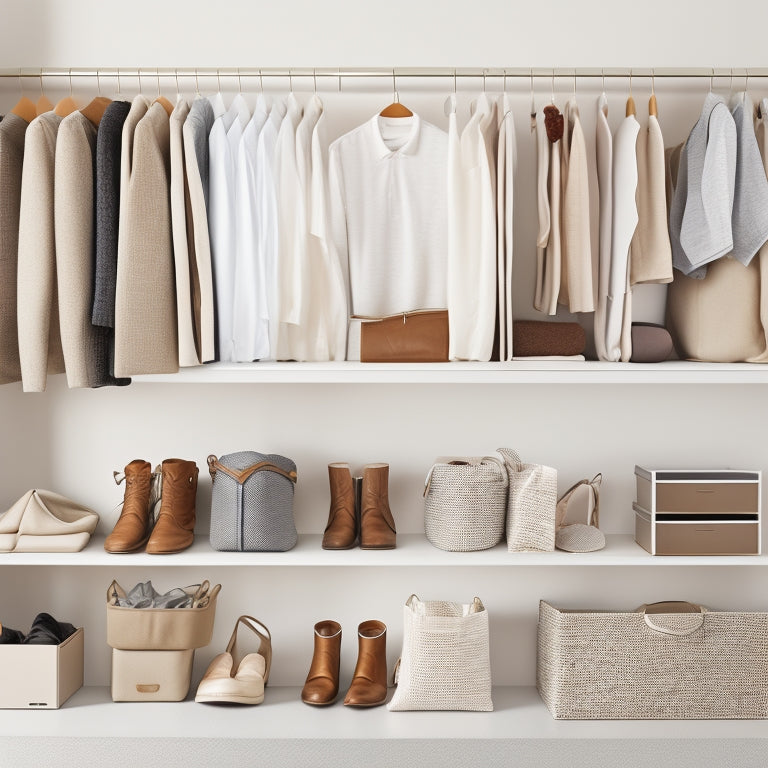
xmin=322 ymin=463 xmax=396 ymax=550
xmin=301 ymin=619 xmax=388 ymax=708
xmin=104 ymin=458 xmax=199 ymax=555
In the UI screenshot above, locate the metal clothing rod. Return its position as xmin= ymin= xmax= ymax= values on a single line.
xmin=0 ymin=67 xmax=767 ymax=80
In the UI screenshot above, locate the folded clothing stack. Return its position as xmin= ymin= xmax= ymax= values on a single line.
xmin=512 ymin=321 xmax=586 ymax=359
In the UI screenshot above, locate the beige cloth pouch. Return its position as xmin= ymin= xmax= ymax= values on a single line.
xmin=106 ymin=580 xmax=220 ymax=650
xmin=0 ymin=489 xmax=99 ymax=552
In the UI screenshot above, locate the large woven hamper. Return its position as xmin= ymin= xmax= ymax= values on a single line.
xmin=537 ymin=600 xmax=768 ymax=719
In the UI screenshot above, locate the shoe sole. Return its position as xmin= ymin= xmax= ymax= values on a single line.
xmin=301 ymin=697 xmax=338 ymax=706
xmin=104 ymin=537 xmax=150 ymax=554
xmin=343 ymin=700 xmax=387 ymax=707
xmin=321 ymin=544 xmax=357 ymax=550
xmin=359 ymin=545 xmax=396 ymax=550
xmin=195 ymin=693 xmax=265 ymax=705
xmin=145 ymin=544 xmax=194 ymax=555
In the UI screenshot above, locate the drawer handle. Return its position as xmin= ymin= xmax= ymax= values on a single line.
xmin=136 ymin=684 xmax=160 ymax=693
xmin=695 ymin=489 xmax=716 ymax=494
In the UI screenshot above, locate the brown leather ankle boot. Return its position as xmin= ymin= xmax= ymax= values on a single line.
xmin=301 ymin=620 xmax=342 ymax=706
xmin=104 ymin=460 xmax=158 ymax=553
xmin=146 ymin=459 xmax=199 ymax=554
xmin=343 ymin=620 xmax=388 ymax=707
xmin=322 ymin=463 xmax=357 ymax=550
xmin=359 ymin=464 xmax=396 ymax=550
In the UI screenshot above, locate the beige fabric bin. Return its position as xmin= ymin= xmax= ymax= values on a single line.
xmin=537 ymin=600 xmax=768 ymax=719
xmin=111 ymin=648 xmax=194 ymax=702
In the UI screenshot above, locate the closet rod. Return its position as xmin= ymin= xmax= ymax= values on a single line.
xmin=0 ymin=67 xmax=766 ymax=80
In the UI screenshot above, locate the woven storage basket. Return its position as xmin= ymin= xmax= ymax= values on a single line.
xmin=498 ymin=447 xmax=557 ymax=552
xmin=388 ymin=594 xmax=493 ymax=711
xmin=423 ymin=456 xmax=508 ymax=551
xmin=537 ymin=600 xmax=768 ymax=719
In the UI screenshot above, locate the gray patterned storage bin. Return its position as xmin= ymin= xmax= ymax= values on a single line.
xmin=208 ymin=452 xmax=298 ymax=552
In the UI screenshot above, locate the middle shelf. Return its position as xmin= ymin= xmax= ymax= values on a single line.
xmin=2 ymin=533 xmax=766 ymax=566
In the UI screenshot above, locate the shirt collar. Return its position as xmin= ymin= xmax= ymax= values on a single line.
xmin=369 ymin=113 xmax=421 ymax=159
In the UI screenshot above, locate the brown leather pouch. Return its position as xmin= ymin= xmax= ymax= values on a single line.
xmin=360 ymin=310 xmax=449 ymax=363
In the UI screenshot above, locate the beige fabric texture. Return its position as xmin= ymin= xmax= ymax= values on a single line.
xmin=55 ymin=111 xmax=102 ymax=388
xmin=630 ymin=114 xmax=673 ymax=285
xmin=0 ymin=113 xmax=28 ymax=384
xmin=748 ymin=100 xmax=768 ymax=362
xmin=111 ymin=648 xmax=194 ymax=702
xmin=169 ymin=98 xmax=201 ymax=367
xmin=559 ymin=100 xmax=594 ymax=313
xmin=115 ymin=98 xmax=179 ymax=376
xmin=17 ymin=112 xmax=66 ymax=392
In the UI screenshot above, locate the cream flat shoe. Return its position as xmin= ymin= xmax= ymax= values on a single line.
xmin=195 ymin=615 xmax=272 ymax=705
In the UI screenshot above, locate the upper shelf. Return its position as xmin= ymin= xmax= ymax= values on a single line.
xmin=2 ymin=533 xmax=764 ymax=567
xmin=133 ymin=361 xmax=768 ymax=385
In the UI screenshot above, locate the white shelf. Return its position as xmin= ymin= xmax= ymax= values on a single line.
xmin=132 ymin=360 xmax=768 ymax=385
xmin=1 ymin=533 xmax=764 ymax=566
xmin=3 ymin=685 xmax=768 ymax=741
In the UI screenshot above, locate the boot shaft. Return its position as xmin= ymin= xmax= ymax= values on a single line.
xmin=158 ymin=458 xmax=199 ymax=525
xmin=360 ymin=464 xmax=396 ymax=548
xmin=306 ymin=620 xmax=342 ymax=681
xmin=351 ymin=619 xmax=388 ymax=685
xmin=121 ymin=459 xmax=152 ymax=519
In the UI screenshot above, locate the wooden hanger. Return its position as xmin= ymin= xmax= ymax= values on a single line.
xmin=154 ymin=96 xmax=174 ymax=116
xmin=11 ymin=94 xmax=37 ymax=122
xmin=81 ymin=96 xmax=112 ymax=127
xmin=35 ymin=71 xmax=53 ymax=115
xmin=648 ymin=71 xmax=658 ymax=117
xmin=625 ymin=71 xmax=636 ymax=117
xmin=55 ymin=71 xmax=78 ymax=117
xmin=380 ymin=72 xmax=413 ymax=118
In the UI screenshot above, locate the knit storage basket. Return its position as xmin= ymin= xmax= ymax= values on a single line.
xmin=499 ymin=447 xmax=557 ymax=552
xmin=423 ymin=456 xmax=508 ymax=551
xmin=537 ymin=600 xmax=768 ymax=719
xmin=208 ymin=451 xmax=298 ymax=552
xmin=388 ymin=594 xmax=493 ymax=712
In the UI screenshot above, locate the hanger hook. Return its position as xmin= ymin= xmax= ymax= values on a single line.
xmin=730 ymin=67 xmax=733 ymax=93
xmin=313 ymin=68 xmax=317 ymax=94
xmin=483 ymin=69 xmax=487 ymax=92
xmin=237 ymin=67 xmax=242 ymax=94
xmin=503 ymin=68 xmax=507 ymax=93
xmin=217 ymin=69 xmax=221 ymax=93
xmin=289 ymin=68 xmax=293 ymax=93
xmin=629 ymin=68 xmax=633 ymax=98
xmin=175 ymin=69 xmax=180 ymax=97
xmin=710 ymin=67 xmax=714 ymax=93
xmin=454 ymin=68 xmax=457 ymax=94
xmin=651 ymin=68 xmax=655 ymax=96
xmin=601 ymin=67 xmax=605 ymax=92
xmin=18 ymin=67 xmax=23 ymax=98
xmin=194 ymin=68 xmax=200 ymax=95
xmin=156 ymin=68 xmax=160 ymax=98
xmin=39 ymin=68 xmax=44 ymax=97
xmin=116 ymin=67 xmax=121 ymax=96
xmin=96 ymin=69 xmax=101 ymax=97
xmin=573 ymin=69 xmax=576 ymax=99
xmin=260 ymin=68 xmax=264 ymax=93
xmin=392 ymin=69 xmax=397 ymax=103
xmin=69 ymin=68 xmax=73 ymax=99
xmin=745 ymin=69 xmax=750 ymax=94
xmin=551 ymin=69 xmax=555 ymax=104
xmin=530 ymin=70 xmax=535 ymax=116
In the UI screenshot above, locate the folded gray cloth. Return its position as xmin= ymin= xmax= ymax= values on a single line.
xmin=114 ymin=581 xmax=193 ymax=609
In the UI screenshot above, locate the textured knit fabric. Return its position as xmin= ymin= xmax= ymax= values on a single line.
xmin=169 ymin=97 xmax=200 ymax=367
xmin=593 ymin=94 xmax=612 ymax=361
xmin=630 ymin=108 xmax=673 ymax=285
xmin=730 ymin=94 xmax=768 ymax=267
xmin=93 ymin=100 xmax=130 ymax=328
xmin=17 ymin=112 xmax=66 ymax=392
xmin=0 ymin=113 xmax=27 ymax=384
xmin=559 ymin=99 xmax=594 ymax=313
xmin=182 ymin=96 xmax=216 ymax=363
xmin=55 ymin=110 xmax=111 ymax=388
xmin=114 ymin=98 xmax=179 ymax=377
xmin=673 ymin=93 xmax=737 ymax=278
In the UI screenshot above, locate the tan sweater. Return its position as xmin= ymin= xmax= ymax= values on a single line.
xmin=0 ymin=113 xmax=28 ymax=384
xmin=114 ymin=98 xmax=179 ymax=377
xmin=17 ymin=112 xmax=66 ymax=392
xmin=54 ymin=110 xmax=109 ymax=388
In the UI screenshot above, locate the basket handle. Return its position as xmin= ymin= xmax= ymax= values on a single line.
xmin=497 ymin=447 xmax=523 ymax=472
xmin=208 ymin=455 xmax=297 ymax=485
xmin=640 ymin=601 xmax=706 ymax=636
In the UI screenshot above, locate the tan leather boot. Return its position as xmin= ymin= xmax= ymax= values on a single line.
xmin=359 ymin=463 xmax=396 ymax=550
xmin=104 ymin=460 xmax=157 ymax=553
xmin=146 ymin=459 xmax=198 ymax=554
xmin=343 ymin=620 xmax=388 ymax=707
xmin=301 ymin=620 xmax=342 ymax=706
xmin=322 ymin=463 xmax=357 ymax=550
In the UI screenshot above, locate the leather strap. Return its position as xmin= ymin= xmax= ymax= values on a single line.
xmin=207 ymin=455 xmax=297 ymax=485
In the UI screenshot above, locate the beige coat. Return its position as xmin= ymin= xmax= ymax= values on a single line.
xmin=17 ymin=112 xmax=66 ymax=392
xmin=114 ymin=97 xmax=178 ymax=377
xmin=169 ymin=98 xmax=200 ymax=367
xmin=54 ymin=110 xmax=106 ymax=388
xmin=0 ymin=113 xmax=27 ymax=385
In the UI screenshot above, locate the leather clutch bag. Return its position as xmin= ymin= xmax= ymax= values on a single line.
xmin=360 ymin=310 xmax=449 ymax=363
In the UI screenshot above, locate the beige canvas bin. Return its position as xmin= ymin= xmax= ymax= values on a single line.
xmin=537 ymin=600 xmax=768 ymax=719
xmin=106 ymin=580 xmax=220 ymax=650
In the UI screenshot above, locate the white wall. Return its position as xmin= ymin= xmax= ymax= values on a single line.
xmin=0 ymin=0 xmax=766 ymax=695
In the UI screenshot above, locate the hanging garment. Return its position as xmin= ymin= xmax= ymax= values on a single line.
xmin=182 ymin=96 xmax=216 ymax=364
xmin=114 ymin=98 xmax=178 ymax=377
xmin=274 ymin=93 xmax=304 ymax=360
xmin=0 ymin=113 xmax=28 ymax=384
xmin=445 ymin=94 xmax=495 ymax=361
xmin=604 ymin=110 xmax=640 ymax=362
xmin=559 ymin=99 xmax=594 ymax=313
xmin=232 ymin=94 xmax=270 ymax=362
xmin=208 ymin=93 xmax=250 ymax=362
xmin=255 ymin=99 xmax=287 ymax=359
xmin=593 ymin=93 xmax=612 ymax=361
xmin=17 ymin=111 xmax=66 ymax=392
xmin=748 ymin=97 xmax=768 ymax=363
xmin=629 ymin=100 xmax=673 ymax=285
xmin=671 ymin=93 xmax=736 ymax=278
xmin=729 ymin=94 xmax=768 ymax=267
xmin=496 ymin=92 xmax=516 ymax=360
xmin=55 ymin=110 xmax=110 ymax=387
xmin=329 ymin=110 xmax=448 ymax=357
xmin=92 ymin=99 xmax=131 ymax=386
xmin=534 ymin=106 xmax=563 ymax=317
xmin=169 ymin=97 xmax=200 ymax=367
